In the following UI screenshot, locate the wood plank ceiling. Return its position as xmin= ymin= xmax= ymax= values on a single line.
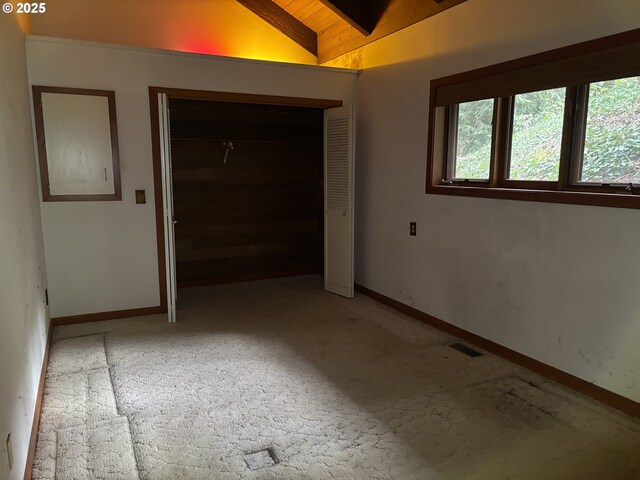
xmin=237 ymin=0 xmax=468 ymax=64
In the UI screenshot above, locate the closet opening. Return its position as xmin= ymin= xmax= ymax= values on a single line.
xmin=169 ymin=98 xmax=325 ymax=288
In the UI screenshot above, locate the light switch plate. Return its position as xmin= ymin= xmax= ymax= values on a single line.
xmin=135 ymin=190 xmax=146 ymax=204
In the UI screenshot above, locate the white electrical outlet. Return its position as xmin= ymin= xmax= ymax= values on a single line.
xmin=6 ymin=433 xmax=12 ymax=471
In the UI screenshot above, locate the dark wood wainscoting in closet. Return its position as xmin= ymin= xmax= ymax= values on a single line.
xmin=170 ymin=99 xmax=324 ymax=286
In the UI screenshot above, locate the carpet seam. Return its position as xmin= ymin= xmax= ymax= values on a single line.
xmin=51 ymin=332 xmax=110 ymax=343
xmin=104 ymin=334 xmax=144 ymax=480
xmin=53 ymin=431 xmax=58 ymax=480
xmin=45 ymin=366 xmax=112 ymax=380
xmin=102 ymin=336 xmax=123 ymax=416
xmin=125 ymin=414 xmax=144 ymax=480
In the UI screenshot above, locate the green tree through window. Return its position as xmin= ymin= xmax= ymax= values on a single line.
xmin=454 ymin=99 xmax=493 ymax=179
xmin=581 ymin=76 xmax=640 ymax=183
xmin=509 ymin=88 xmax=565 ymax=181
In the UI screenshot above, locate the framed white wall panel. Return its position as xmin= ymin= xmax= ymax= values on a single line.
xmin=32 ymin=86 xmax=122 ymax=201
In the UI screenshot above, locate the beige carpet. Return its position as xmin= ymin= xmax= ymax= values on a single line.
xmin=32 ymin=276 xmax=640 ymax=479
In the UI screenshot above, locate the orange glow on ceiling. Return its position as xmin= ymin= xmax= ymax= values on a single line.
xmin=172 ymin=28 xmax=316 ymax=64
xmin=27 ymin=0 xmax=318 ymax=65
xmin=176 ymin=35 xmax=230 ymax=57
xmin=156 ymin=1 xmax=318 ymax=64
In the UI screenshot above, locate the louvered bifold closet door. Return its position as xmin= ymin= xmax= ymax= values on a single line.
xmin=324 ymin=106 xmax=355 ymax=298
xmin=159 ymin=93 xmax=177 ymax=322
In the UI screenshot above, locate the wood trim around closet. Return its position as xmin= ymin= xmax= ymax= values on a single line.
xmin=148 ymin=87 xmax=342 ymax=307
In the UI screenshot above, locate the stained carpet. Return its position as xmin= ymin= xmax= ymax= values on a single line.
xmin=32 ymin=276 xmax=640 ymax=479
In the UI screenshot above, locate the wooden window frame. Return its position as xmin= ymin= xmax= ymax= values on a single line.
xmin=426 ymin=28 xmax=640 ymax=209
xmin=498 ymin=90 xmax=568 ymax=190
xmin=445 ymin=99 xmax=496 ymax=186
xmin=32 ymin=86 xmax=122 ymax=202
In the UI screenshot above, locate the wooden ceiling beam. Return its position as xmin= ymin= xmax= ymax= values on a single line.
xmin=318 ymin=0 xmax=373 ymax=36
xmin=237 ymin=0 xmax=318 ymax=56
xmin=317 ymin=0 xmax=469 ymax=64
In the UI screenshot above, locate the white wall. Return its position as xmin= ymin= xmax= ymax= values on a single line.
xmin=26 ymin=37 xmax=358 ymax=318
xmin=0 ymin=14 xmax=49 ymax=480
xmin=350 ymin=0 xmax=640 ymax=402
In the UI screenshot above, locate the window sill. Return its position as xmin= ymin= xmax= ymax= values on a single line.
xmin=426 ymin=184 xmax=640 ymax=209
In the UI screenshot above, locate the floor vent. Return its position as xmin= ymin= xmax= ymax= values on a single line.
xmin=449 ymin=342 xmax=483 ymax=357
xmin=244 ymin=448 xmax=279 ymax=470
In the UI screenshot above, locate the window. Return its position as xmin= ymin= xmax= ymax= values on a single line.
xmin=449 ymin=99 xmax=494 ymax=181
xmin=508 ymin=88 xmax=565 ymax=182
xmin=427 ymin=28 xmax=640 ymax=208
xmin=575 ymin=76 xmax=640 ymax=185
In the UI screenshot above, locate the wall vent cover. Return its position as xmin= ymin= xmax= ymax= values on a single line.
xmin=449 ymin=342 xmax=483 ymax=357
xmin=244 ymin=448 xmax=279 ymax=470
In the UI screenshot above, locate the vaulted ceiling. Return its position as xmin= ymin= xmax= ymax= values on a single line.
xmin=237 ymin=0 xmax=468 ymax=64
